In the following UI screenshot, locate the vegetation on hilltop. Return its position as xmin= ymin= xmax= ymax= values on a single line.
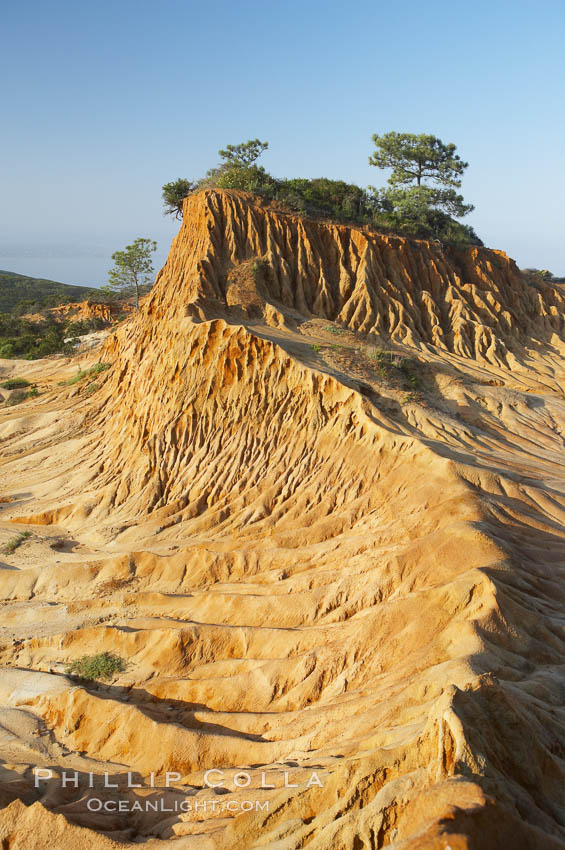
xmin=0 ymin=270 xmax=98 ymax=314
xmin=162 ymin=134 xmax=482 ymax=245
xmin=367 ymin=132 xmax=477 ymax=242
xmin=522 ymin=268 xmax=563 ymax=283
xmin=162 ymin=178 xmax=197 ymax=219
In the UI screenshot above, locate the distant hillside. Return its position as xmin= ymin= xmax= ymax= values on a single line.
xmin=0 ymin=270 xmax=97 ymax=313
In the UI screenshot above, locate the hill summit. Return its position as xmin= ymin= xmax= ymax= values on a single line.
xmin=0 ymin=269 xmax=98 ymax=313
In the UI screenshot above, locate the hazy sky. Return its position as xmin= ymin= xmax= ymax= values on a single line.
xmin=1 ymin=0 xmax=564 ymax=286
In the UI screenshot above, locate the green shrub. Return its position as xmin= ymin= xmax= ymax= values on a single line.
xmin=203 ymin=162 xmax=278 ymax=197
xmin=65 ymin=318 xmax=106 ymax=336
xmin=191 ymin=142 xmax=482 ymax=244
xmin=0 ymin=379 xmax=30 ymax=389
xmin=0 ymin=312 xmax=66 ymax=360
xmin=89 ymin=362 xmax=111 ymax=374
xmin=364 ymin=346 xmax=390 ymax=378
xmin=365 ymin=347 xmax=385 ymax=363
xmin=363 ymin=348 xmax=425 ymax=392
xmin=3 ymin=531 xmax=31 ymax=554
xmin=273 ymin=177 xmax=378 ymax=224
xmin=398 ymin=357 xmax=422 ymax=389
xmin=62 ymin=340 xmax=80 ymax=355
xmin=63 ymin=369 xmax=87 ymax=386
xmin=63 ymin=362 xmax=111 ymax=386
xmin=65 ymin=652 xmax=127 ymax=681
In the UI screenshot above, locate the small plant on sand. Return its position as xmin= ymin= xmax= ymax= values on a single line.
xmin=0 ymin=379 xmax=31 ymax=390
xmin=65 ymin=652 xmax=126 ymax=681
xmin=401 ymin=392 xmax=419 ymax=404
xmin=311 ymin=343 xmax=322 ymax=353
xmin=364 ymin=349 xmax=425 ymax=395
xmin=89 ymin=362 xmax=111 ymax=375
xmin=365 ymin=346 xmax=390 ymax=378
xmin=63 ymin=362 xmax=111 ymax=386
xmin=84 ymin=381 xmax=100 ymax=396
xmin=365 ymin=346 xmax=386 ymax=363
xmin=3 ymin=531 xmax=31 ymax=554
xmin=398 ymin=357 xmax=421 ymax=388
xmin=63 ymin=368 xmax=87 ymax=386
xmin=251 ymin=258 xmax=268 ymax=278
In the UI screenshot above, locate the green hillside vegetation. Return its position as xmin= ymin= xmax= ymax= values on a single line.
xmin=0 ymin=312 xmax=109 ymax=360
xmin=0 ymin=270 xmax=97 ymax=314
xmin=0 ymin=312 xmax=68 ymax=359
xmin=162 ymin=134 xmax=483 ymax=245
xmin=0 ymin=271 xmax=112 ymax=360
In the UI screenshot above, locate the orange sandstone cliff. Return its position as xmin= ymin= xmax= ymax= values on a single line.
xmin=0 ymin=190 xmax=564 ymax=849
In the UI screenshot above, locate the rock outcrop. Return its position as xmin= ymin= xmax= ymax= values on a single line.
xmin=154 ymin=190 xmax=565 ymax=364
xmin=0 ymin=190 xmax=564 ymax=849
xmin=23 ymin=299 xmax=131 ymax=325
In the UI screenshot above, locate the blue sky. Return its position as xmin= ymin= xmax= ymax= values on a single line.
xmin=1 ymin=0 xmax=563 ymax=285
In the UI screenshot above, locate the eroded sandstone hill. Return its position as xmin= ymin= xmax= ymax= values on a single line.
xmin=0 ymin=190 xmax=564 ymax=849
xmin=22 ymin=299 xmax=131 ymax=326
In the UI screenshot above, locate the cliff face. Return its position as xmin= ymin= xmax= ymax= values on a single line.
xmin=150 ymin=190 xmax=564 ymax=364
xmin=0 ymin=190 xmax=564 ymax=850
xmin=79 ymin=189 xmax=564 ymax=524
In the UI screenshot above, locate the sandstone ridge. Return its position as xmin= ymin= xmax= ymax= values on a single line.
xmin=155 ymin=190 xmax=565 ymax=366
xmin=0 ymin=190 xmax=564 ymax=849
